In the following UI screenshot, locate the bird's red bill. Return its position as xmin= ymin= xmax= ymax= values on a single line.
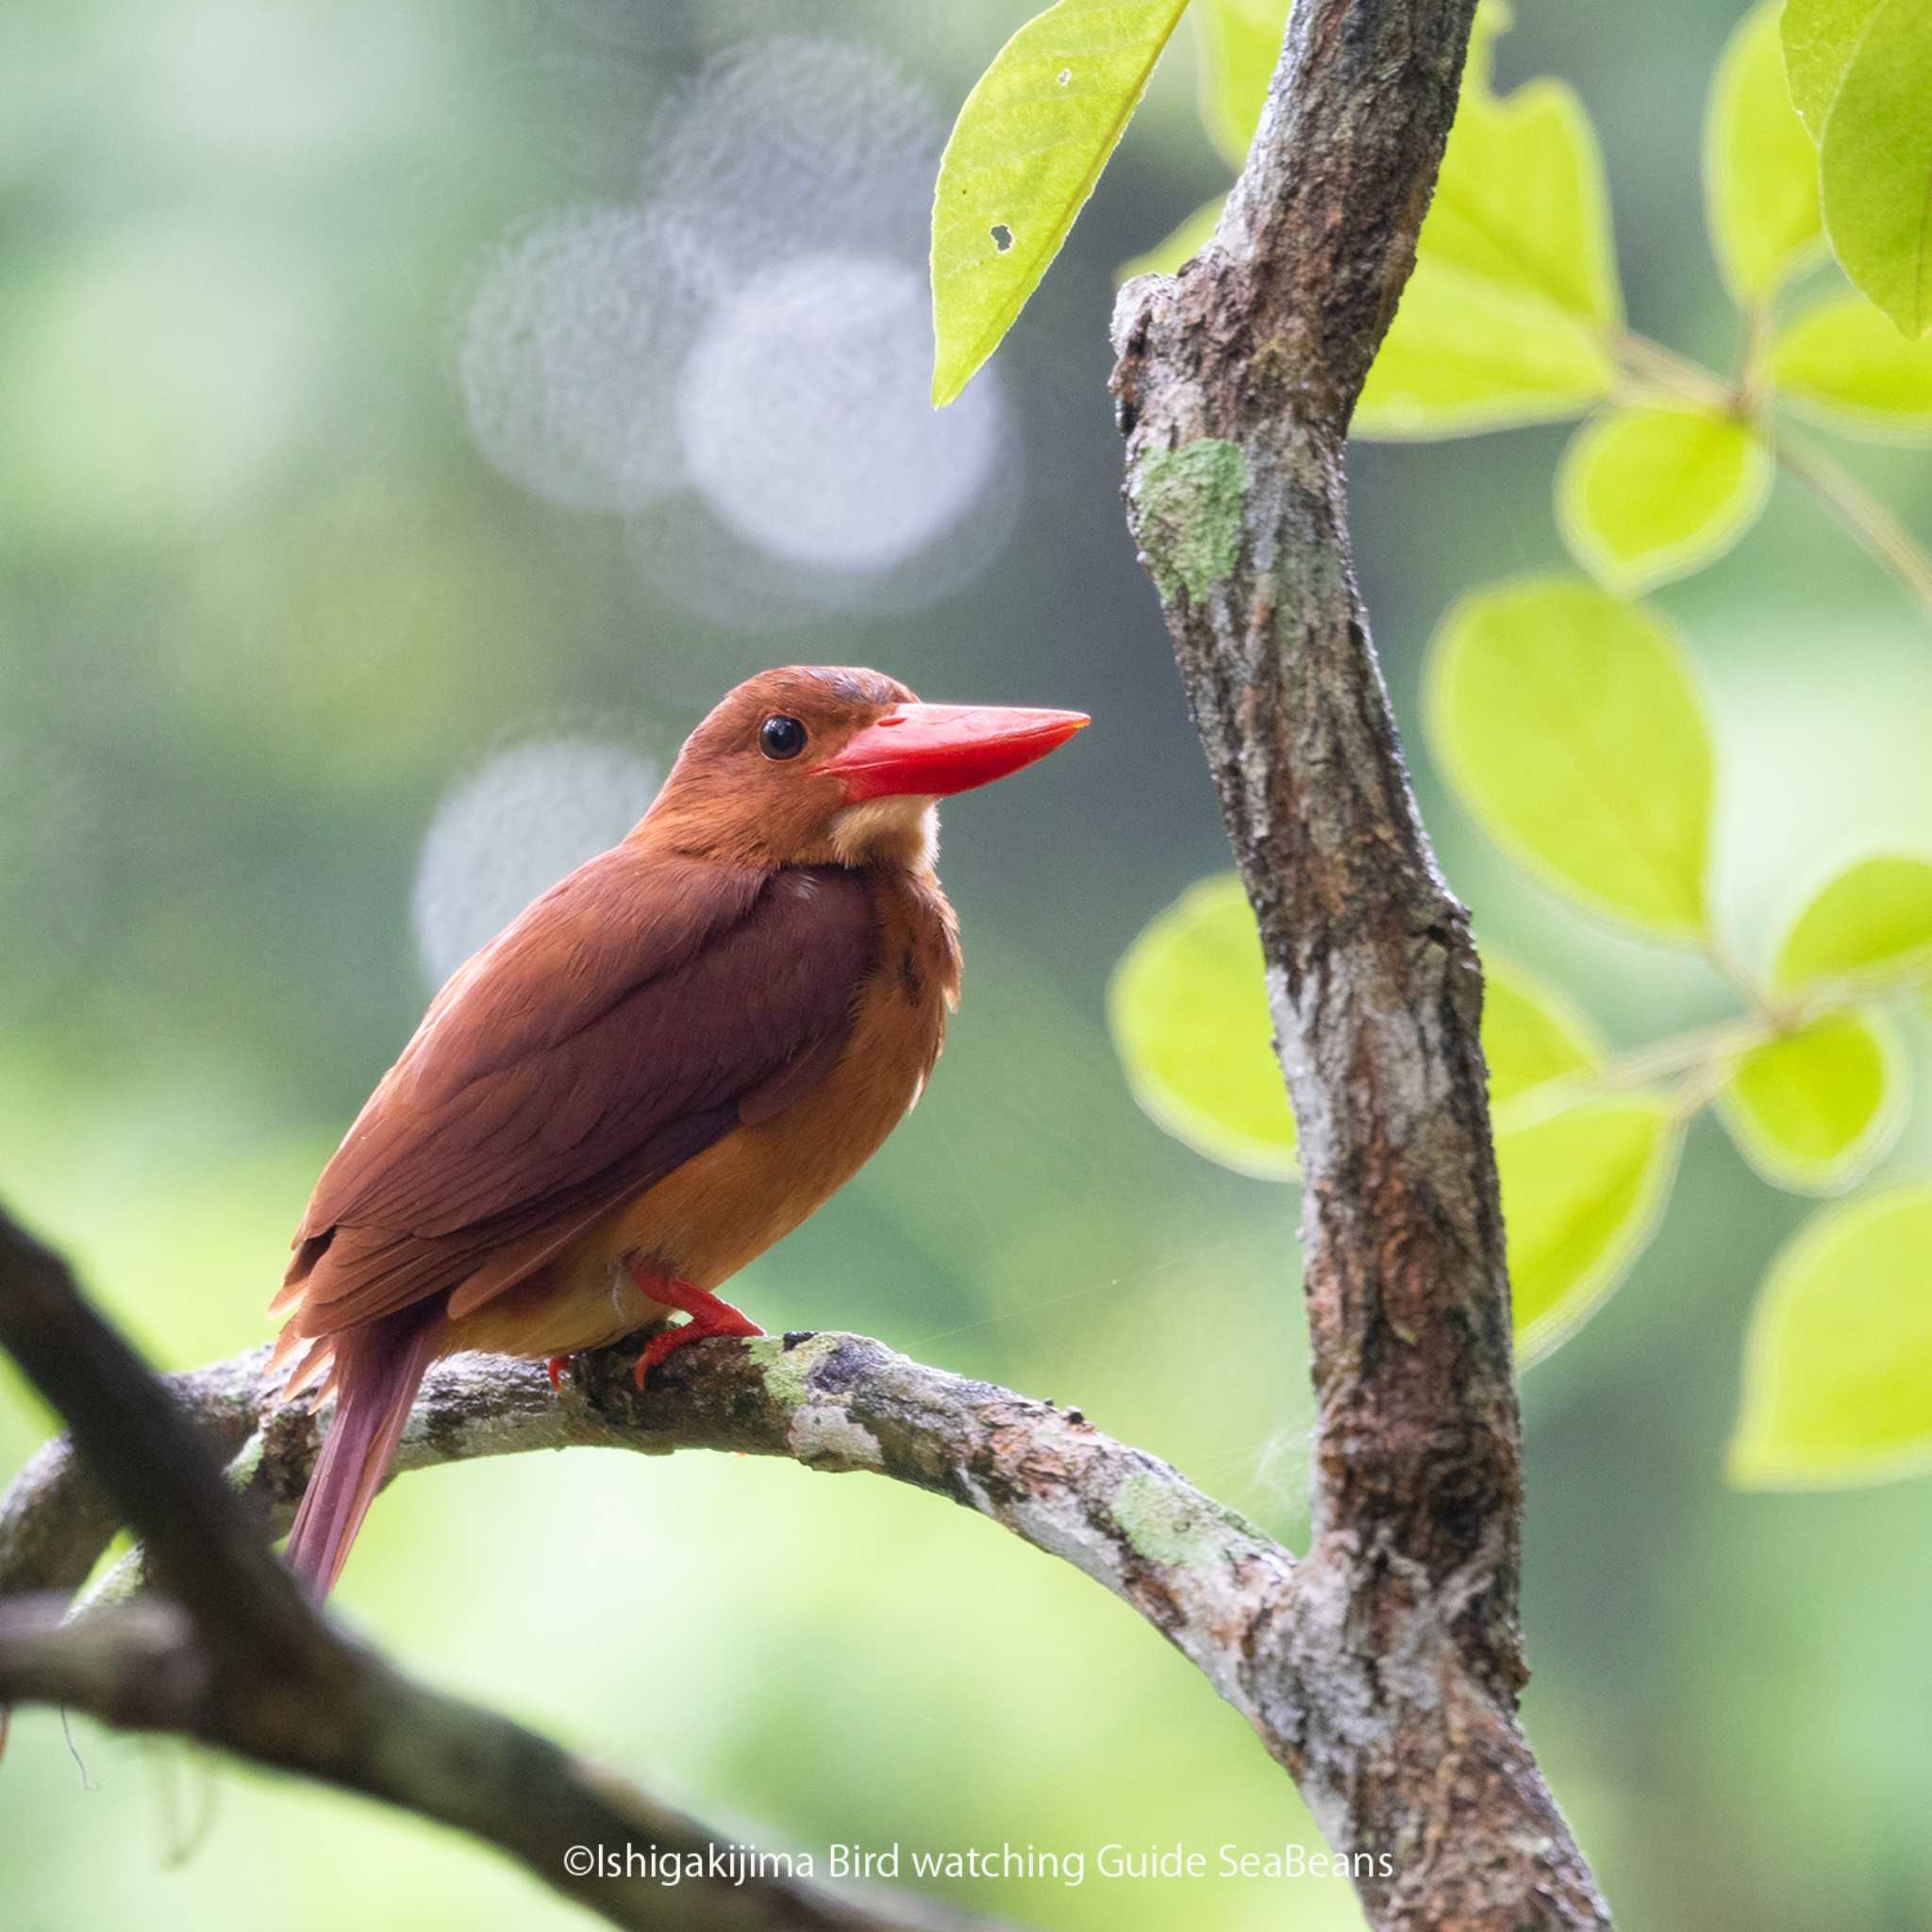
xmin=823 ymin=702 xmax=1089 ymax=801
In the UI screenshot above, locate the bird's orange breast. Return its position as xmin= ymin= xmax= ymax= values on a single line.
xmin=441 ymin=867 xmax=959 ymax=1359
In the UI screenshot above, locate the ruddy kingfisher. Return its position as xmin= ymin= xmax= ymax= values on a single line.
xmin=271 ymin=666 xmax=1088 ymax=1593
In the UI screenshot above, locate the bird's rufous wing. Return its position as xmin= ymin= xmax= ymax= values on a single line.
xmin=276 ymin=851 xmax=877 ymax=1337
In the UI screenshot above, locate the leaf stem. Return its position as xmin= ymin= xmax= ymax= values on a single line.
xmin=1492 ymin=955 xmax=1932 ymax=1132
xmin=1703 ymin=929 xmax=1777 ymax=1021
xmin=1773 ymin=430 xmax=1932 ymax=624
xmin=1611 ymin=325 xmax=1932 ymax=624
xmin=1612 ymin=329 xmax=1737 ymax=410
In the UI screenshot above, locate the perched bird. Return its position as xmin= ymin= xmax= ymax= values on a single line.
xmin=270 ymin=666 xmax=1087 ymax=1594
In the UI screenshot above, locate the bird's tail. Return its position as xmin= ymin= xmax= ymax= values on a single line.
xmin=282 ymin=1306 xmax=444 ymax=1598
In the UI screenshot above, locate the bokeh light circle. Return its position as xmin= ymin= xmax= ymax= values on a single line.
xmin=676 ymin=253 xmax=1005 ymax=573
xmin=411 ymin=736 xmax=662 ymax=989
xmin=458 ymin=204 xmax=687 ymax=515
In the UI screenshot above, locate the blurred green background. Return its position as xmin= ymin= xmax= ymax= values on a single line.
xmin=3 ymin=2 xmax=1930 ymax=1927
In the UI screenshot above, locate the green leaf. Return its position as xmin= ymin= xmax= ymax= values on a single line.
xmin=1770 ymin=291 xmax=1932 ymax=436
xmin=1704 ymin=0 xmax=1825 ymax=303
xmin=1500 ymin=1098 xmax=1681 ymax=1363
xmin=1729 ymin=1185 xmax=1932 ymax=1487
xmin=1355 ymin=255 xmax=1619 ymax=440
xmin=1557 ymin=405 xmax=1772 ymax=591
xmin=1426 ymin=579 xmax=1716 ymax=940
xmin=1815 ymin=0 xmax=1932 ymax=337
xmin=1355 ymin=8 xmax=1620 ymax=441
xmin=1718 ymin=1012 xmax=1907 ymax=1191
xmin=1108 ymin=874 xmax=1295 ymax=1179
xmin=1781 ymin=0 xmax=1880 ymax=142
xmin=931 ymin=0 xmax=1191 ymax=406
xmin=1120 ymin=194 xmax=1224 ymax=283
xmin=1191 ymin=0 xmax=1288 ymax=169
xmin=1482 ymin=952 xmax=1604 ymax=1108
xmin=1420 ymin=38 xmax=1622 ymax=326
xmin=1773 ymin=852 xmax=1932 ymax=990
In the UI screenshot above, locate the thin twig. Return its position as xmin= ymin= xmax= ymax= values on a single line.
xmin=1613 ymin=329 xmax=1739 ymax=410
xmin=1774 ymin=429 xmax=1932 ymax=623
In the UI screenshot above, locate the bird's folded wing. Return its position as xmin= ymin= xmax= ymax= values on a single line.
xmin=279 ymin=852 xmax=877 ymax=1333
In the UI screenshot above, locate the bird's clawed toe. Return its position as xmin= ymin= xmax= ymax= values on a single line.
xmin=628 ymin=1280 xmax=766 ymax=1389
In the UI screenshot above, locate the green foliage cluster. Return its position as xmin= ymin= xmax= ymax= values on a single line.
xmin=932 ymin=1 xmax=1932 ymax=409
xmin=1132 ymin=2 xmax=1932 ymax=605
xmin=1113 ymin=583 xmax=1932 ymax=1483
xmin=929 ymin=0 xmax=1932 ymax=1490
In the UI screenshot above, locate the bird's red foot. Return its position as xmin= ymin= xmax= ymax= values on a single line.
xmin=626 ymin=1264 xmax=765 ymax=1388
xmin=545 ymin=1355 xmax=570 ymax=1392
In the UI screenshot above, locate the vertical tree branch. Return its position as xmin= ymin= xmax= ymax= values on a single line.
xmin=1110 ymin=1 xmax=1611 ymax=1925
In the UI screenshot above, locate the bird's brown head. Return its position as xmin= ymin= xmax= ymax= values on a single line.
xmin=641 ymin=666 xmax=1088 ymax=871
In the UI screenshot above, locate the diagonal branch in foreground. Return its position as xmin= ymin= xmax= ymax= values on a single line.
xmin=0 ymin=1204 xmax=1012 ymax=1932
xmin=1109 ymin=0 xmax=1612 ymax=1925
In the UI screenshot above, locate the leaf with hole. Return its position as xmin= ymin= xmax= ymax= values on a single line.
xmin=1356 ymin=11 xmax=1620 ymax=439
xmin=1501 ymin=1098 xmax=1681 ymax=1363
xmin=931 ymin=0 xmax=1192 ymax=406
xmin=1191 ymin=0 xmax=1289 ymax=168
xmin=1811 ymin=0 xmax=1932 ymax=337
xmin=1426 ymin=579 xmax=1716 ymax=940
xmin=1718 ymin=1013 xmax=1906 ymax=1192
xmin=1774 ymin=852 xmax=1932 ymax=991
xmin=1771 ymin=292 xmax=1932 ymax=437
xmin=1557 ymin=406 xmax=1772 ymax=591
xmin=1108 ymin=874 xmax=1295 ymax=1180
xmin=1729 ymin=1185 xmax=1932 ymax=1487
xmin=1704 ymin=0 xmax=1825 ymax=303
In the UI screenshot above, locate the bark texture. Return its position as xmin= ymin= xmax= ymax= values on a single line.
xmin=1108 ymin=0 xmax=1611 ymax=1924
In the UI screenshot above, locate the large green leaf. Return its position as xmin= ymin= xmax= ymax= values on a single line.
xmin=1729 ymin=1185 xmax=1932 ymax=1487
xmin=1814 ymin=0 xmax=1932 ymax=337
xmin=1482 ymin=951 xmax=1605 ymax=1108
xmin=1501 ymin=1098 xmax=1681 ymax=1362
xmin=1355 ymin=10 xmax=1619 ymax=440
xmin=1557 ymin=405 xmax=1771 ymax=591
xmin=1770 ymin=291 xmax=1932 ymax=436
xmin=1108 ymin=874 xmax=1295 ymax=1179
xmin=1355 ymin=255 xmax=1618 ymax=440
xmin=1774 ymin=852 xmax=1932 ymax=991
xmin=1191 ymin=0 xmax=1289 ymax=168
xmin=1419 ymin=38 xmax=1621 ymax=325
xmin=1704 ymin=0 xmax=1826 ymax=303
xmin=1426 ymin=579 xmax=1716 ymax=940
xmin=931 ymin=0 xmax=1191 ymax=406
xmin=1782 ymin=0 xmax=1880 ymax=141
xmin=1718 ymin=1013 xmax=1906 ymax=1192
xmin=1119 ymin=194 xmax=1225 ymax=283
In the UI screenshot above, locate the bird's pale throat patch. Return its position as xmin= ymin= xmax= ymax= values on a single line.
xmin=829 ymin=796 xmax=939 ymax=868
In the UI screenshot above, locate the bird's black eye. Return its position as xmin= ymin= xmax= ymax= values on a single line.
xmin=759 ymin=714 xmax=808 ymax=761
